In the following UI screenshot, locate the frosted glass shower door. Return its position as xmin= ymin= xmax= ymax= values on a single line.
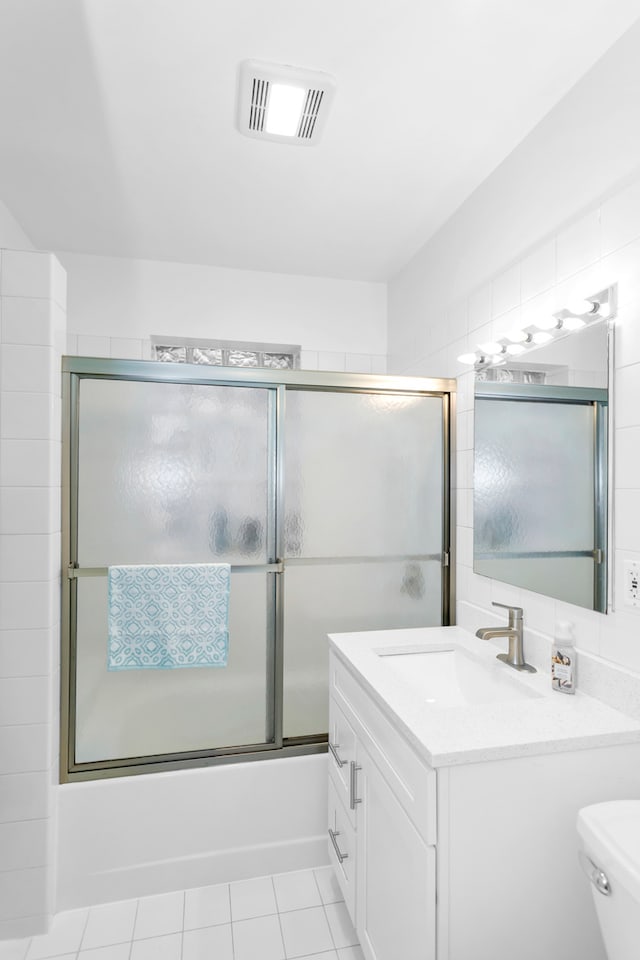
xmin=72 ymin=377 xmax=276 ymax=764
xmin=283 ymin=389 xmax=445 ymax=738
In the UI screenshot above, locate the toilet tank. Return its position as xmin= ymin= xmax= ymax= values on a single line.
xmin=577 ymin=801 xmax=640 ymax=960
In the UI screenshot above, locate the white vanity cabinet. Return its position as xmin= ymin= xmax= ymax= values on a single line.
xmin=328 ymin=641 xmax=640 ymax=960
xmin=328 ymin=652 xmax=437 ymax=960
xmin=354 ymin=743 xmax=436 ymax=960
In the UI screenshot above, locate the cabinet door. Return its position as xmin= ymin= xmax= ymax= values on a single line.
xmin=328 ymin=776 xmax=357 ymax=921
xmin=356 ymin=747 xmax=436 ymax=960
xmin=328 ymin=697 xmax=358 ymax=825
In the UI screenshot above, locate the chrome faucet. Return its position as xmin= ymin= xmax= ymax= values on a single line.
xmin=476 ymin=602 xmax=536 ymax=673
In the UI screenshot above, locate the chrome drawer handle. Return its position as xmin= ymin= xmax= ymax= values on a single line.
xmin=329 ymin=741 xmax=347 ymax=768
xmin=328 ymin=827 xmax=349 ymax=863
xmin=349 ymin=760 xmax=362 ymax=810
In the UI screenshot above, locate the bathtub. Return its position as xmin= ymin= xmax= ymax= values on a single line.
xmin=56 ymin=753 xmax=328 ymax=909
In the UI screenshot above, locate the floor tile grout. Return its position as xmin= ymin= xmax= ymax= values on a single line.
xmin=6 ymin=867 xmax=356 ymax=960
xmin=312 ymin=868 xmax=337 ymax=957
xmin=126 ymin=898 xmax=139 ymax=960
xmin=269 ymin=874 xmax=286 ymax=960
xmin=179 ymin=890 xmax=185 ymax=960
xmin=227 ymin=883 xmax=235 ymax=960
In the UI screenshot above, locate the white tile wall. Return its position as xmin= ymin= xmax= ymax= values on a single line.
xmin=64 ymin=335 xmax=387 ymax=376
xmin=520 ymin=239 xmax=556 ymax=302
xmin=0 ymin=249 xmax=66 ymax=938
xmin=109 ymin=338 xmax=142 ymax=360
xmin=0 ymin=726 xmax=50 ymax=775
xmin=491 ymin=263 xmax=520 ymax=318
xmin=601 ymin=179 xmax=640 ymax=255
xmin=1 ymin=299 xmax=56 ymax=347
xmin=1 ymin=253 xmax=59 ymax=303
xmin=468 ymin=285 xmax=491 ymax=331
xmin=76 ymin=335 xmax=109 ymax=358
xmin=389 ymin=172 xmax=640 ymax=702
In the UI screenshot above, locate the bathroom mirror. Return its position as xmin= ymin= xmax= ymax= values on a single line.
xmin=473 ymin=294 xmax=613 ymax=613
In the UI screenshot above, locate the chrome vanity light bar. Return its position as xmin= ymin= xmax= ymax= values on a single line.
xmin=457 ymin=283 xmax=617 ymax=370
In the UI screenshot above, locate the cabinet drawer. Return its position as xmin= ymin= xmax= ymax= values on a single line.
xmin=328 ymin=697 xmax=358 ymax=825
xmin=328 ymin=776 xmax=356 ymax=923
xmin=330 ymin=652 xmax=437 ymax=845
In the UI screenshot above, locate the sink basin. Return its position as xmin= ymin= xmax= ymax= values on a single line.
xmin=375 ymin=643 xmax=542 ymax=706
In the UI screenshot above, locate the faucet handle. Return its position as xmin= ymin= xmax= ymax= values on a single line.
xmin=492 ymin=601 xmax=523 ymax=620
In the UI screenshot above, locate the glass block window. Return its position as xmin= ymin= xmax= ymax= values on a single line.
xmin=263 ymin=353 xmax=295 ymax=369
xmin=476 ymin=367 xmax=547 ymax=384
xmin=228 ymin=350 xmax=260 ymax=367
xmin=192 ymin=347 xmax=224 ymax=365
xmin=151 ymin=336 xmax=300 ymax=370
xmin=156 ymin=345 xmax=187 ymax=363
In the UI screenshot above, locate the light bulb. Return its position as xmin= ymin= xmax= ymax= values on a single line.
xmin=456 ymin=353 xmax=478 ymax=365
xmin=532 ymin=331 xmax=553 ymax=344
xmin=533 ymin=316 xmax=559 ymax=331
xmin=566 ymin=298 xmax=597 ymax=316
xmin=478 ymin=341 xmax=504 ymax=356
xmin=505 ymin=329 xmax=528 ymax=343
xmin=505 ymin=343 xmax=526 ymax=355
xmin=561 ymin=316 xmax=586 ymax=331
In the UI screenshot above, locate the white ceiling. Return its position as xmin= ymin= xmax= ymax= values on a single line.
xmin=0 ymin=0 xmax=639 ymax=281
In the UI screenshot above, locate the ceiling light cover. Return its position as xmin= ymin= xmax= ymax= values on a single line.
xmin=238 ymin=60 xmax=336 ymax=145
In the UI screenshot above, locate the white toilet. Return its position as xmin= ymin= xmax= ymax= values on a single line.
xmin=577 ymin=801 xmax=640 ymax=960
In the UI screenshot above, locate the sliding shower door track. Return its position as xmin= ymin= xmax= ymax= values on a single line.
xmin=65 ymin=740 xmax=329 ymax=782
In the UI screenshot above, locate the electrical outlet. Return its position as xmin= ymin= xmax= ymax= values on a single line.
xmin=624 ymin=560 xmax=640 ymax=607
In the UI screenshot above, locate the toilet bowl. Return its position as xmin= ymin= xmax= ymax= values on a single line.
xmin=577 ymin=801 xmax=640 ymax=960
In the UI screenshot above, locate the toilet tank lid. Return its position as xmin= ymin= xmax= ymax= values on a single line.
xmin=578 ymin=801 xmax=640 ymax=901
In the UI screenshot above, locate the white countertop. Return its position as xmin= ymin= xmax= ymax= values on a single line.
xmin=328 ymin=626 xmax=640 ymax=767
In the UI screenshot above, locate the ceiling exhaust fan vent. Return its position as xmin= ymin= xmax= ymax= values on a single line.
xmin=248 ymin=78 xmax=269 ymax=133
xmin=238 ymin=60 xmax=335 ymax=146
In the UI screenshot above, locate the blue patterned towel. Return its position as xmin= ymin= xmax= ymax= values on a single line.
xmin=107 ymin=564 xmax=231 ymax=670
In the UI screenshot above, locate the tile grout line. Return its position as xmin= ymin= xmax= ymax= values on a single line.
xmin=179 ymin=890 xmax=185 ymax=960
xmin=270 ymin=875 xmax=286 ymax=960
xmin=14 ymin=868 xmax=349 ymax=960
xmin=75 ymin=906 xmax=91 ymax=957
xmin=227 ymin=882 xmax=235 ymax=960
xmin=126 ymin=898 xmax=140 ymax=960
xmin=311 ymin=869 xmax=338 ymax=957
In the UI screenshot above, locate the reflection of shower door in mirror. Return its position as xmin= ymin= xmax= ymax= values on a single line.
xmin=63 ymin=362 xmax=452 ymax=778
xmin=474 ymin=392 xmax=607 ymax=612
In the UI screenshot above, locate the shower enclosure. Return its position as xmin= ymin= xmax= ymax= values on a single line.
xmin=61 ymin=358 xmax=455 ymax=780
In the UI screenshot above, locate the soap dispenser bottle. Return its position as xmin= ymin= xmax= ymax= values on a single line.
xmin=551 ymin=620 xmax=576 ymax=694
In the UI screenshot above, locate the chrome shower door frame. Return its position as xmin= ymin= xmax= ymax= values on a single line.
xmin=61 ymin=358 xmax=455 ymax=782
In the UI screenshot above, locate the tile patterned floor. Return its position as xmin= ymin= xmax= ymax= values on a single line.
xmin=0 ymin=867 xmax=363 ymax=960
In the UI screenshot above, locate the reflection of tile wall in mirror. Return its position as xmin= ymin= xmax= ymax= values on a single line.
xmin=476 ymin=320 xmax=608 ymax=388
xmin=472 ymin=318 xmax=609 ymax=613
